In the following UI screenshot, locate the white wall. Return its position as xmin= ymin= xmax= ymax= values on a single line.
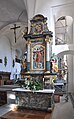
xmin=0 ymin=36 xmax=12 ymax=72
xmin=73 ymin=56 xmax=74 ymax=89
xmin=0 ymin=35 xmax=21 ymax=80
xmin=67 ymin=55 xmax=73 ymax=92
xmin=12 ymin=62 xmax=21 ymax=80
xmin=52 ymin=45 xmax=69 ymax=55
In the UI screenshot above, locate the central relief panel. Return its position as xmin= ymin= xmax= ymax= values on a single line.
xmin=31 ymin=40 xmax=45 ymax=71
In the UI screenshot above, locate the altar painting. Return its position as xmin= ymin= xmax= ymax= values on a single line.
xmin=32 ymin=45 xmax=45 ymax=70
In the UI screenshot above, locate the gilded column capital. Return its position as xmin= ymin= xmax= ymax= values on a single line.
xmin=26 ymin=40 xmax=31 ymax=44
xmin=45 ymin=38 xmax=51 ymax=43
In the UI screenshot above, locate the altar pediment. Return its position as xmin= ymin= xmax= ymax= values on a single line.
xmin=24 ymin=14 xmax=53 ymax=39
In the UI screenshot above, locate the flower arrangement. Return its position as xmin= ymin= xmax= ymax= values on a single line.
xmin=20 ymin=78 xmax=42 ymax=90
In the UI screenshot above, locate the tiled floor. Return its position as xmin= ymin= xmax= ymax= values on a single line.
xmin=52 ymin=95 xmax=74 ymax=119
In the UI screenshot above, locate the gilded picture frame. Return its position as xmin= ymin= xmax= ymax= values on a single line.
xmin=31 ymin=44 xmax=45 ymax=70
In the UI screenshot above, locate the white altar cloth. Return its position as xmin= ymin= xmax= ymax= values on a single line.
xmin=12 ymin=88 xmax=55 ymax=93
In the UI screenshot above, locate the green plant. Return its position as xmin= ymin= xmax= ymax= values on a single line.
xmin=19 ymin=78 xmax=42 ymax=90
xmin=28 ymin=80 xmax=42 ymax=90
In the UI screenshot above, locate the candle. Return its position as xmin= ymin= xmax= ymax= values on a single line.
xmin=43 ymin=78 xmax=44 ymax=82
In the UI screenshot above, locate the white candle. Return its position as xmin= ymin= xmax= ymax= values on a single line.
xmin=46 ymin=42 xmax=50 ymax=61
xmin=43 ymin=78 xmax=44 ymax=82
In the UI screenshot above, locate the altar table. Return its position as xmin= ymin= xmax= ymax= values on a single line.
xmin=12 ymin=88 xmax=55 ymax=111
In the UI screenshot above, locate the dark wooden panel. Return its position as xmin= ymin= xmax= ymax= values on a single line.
xmin=0 ymin=72 xmax=11 ymax=85
xmin=0 ymin=91 xmax=7 ymax=106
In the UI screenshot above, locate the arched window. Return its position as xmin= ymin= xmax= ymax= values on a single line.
xmin=55 ymin=16 xmax=73 ymax=45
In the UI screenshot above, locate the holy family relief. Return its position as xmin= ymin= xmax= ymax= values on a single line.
xmin=32 ymin=44 xmax=45 ymax=70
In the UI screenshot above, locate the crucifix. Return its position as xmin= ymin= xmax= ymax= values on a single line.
xmin=10 ymin=24 xmax=20 ymax=43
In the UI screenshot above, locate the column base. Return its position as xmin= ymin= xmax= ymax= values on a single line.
xmin=26 ymin=71 xmax=30 ymax=74
xmin=45 ymin=71 xmax=50 ymax=73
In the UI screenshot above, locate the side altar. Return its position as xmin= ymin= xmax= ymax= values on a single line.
xmin=13 ymin=14 xmax=56 ymax=111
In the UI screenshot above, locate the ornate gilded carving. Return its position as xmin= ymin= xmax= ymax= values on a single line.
xmin=30 ymin=14 xmax=49 ymax=35
xmin=45 ymin=38 xmax=51 ymax=43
